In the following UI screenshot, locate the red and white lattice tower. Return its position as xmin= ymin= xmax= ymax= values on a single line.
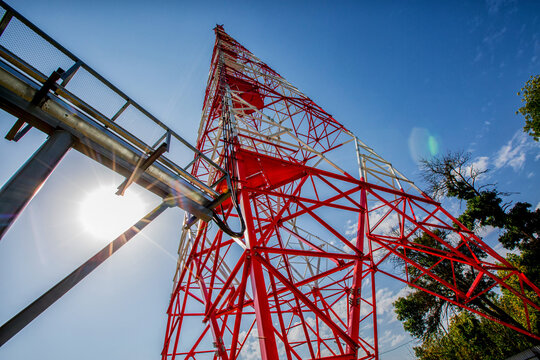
xmin=162 ymin=26 xmax=540 ymax=360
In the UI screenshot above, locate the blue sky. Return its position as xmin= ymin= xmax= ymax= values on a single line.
xmin=0 ymin=0 xmax=539 ymax=359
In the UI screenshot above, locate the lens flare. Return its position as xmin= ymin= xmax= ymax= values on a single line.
xmin=80 ymin=186 xmax=146 ymax=240
xmin=428 ymin=135 xmax=439 ymax=156
xmin=408 ymin=127 xmax=440 ymax=163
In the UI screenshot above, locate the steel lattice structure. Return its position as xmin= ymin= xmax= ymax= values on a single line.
xmin=161 ymin=26 xmax=540 ymax=360
xmin=2 ymin=3 xmax=535 ymax=357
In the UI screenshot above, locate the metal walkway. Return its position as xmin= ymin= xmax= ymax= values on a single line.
xmin=0 ymin=1 xmax=227 ymax=223
xmin=0 ymin=1 xmax=236 ymax=346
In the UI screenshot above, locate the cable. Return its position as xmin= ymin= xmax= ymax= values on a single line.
xmin=212 ymin=173 xmax=246 ymax=238
xmin=212 ymin=209 xmax=245 ymax=238
xmin=210 ymin=81 xmax=246 ymax=238
xmin=379 ymin=338 xmax=417 ymax=356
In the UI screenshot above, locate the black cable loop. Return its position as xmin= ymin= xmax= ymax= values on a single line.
xmin=210 ymin=83 xmax=246 ymax=238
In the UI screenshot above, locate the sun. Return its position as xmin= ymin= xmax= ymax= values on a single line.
xmin=79 ymin=185 xmax=146 ymax=240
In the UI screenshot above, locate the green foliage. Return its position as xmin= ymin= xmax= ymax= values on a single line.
xmin=414 ymin=311 xmax=534 ymax=360
xmin=394 ymin=285 xmax=446 ymax=339
xmin=421 ymin=152 xmax=539 ymax=256
xmin=395 ymin=151 xmax=540 ymax=357
xmin=499 ymin=202 xmax=540 ymax=286
xmin=517 ymin=74 xmax=540 ymax=141
xmin=414 ymin=256 xmax=540 ymax=360
xmin=499 ymin=202 xmax=540 ymax=250
xmin=457 ymin=190 xmax=506 ymax=229
xmin=393 ymin=231 xmax=493 ymax=340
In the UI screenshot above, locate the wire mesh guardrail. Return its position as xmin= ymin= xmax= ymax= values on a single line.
xmin=0 ymin=1 xmax=224 ymax=200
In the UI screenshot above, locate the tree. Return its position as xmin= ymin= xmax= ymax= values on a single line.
xmin=419 ymin=152 xmax=540 ymax=284
xmin=500 ymin=203 xmax=540 ymax=285
xmin=420 ymin=151 xmax=485 ymax=201
xmin=517 ymin=74 xmax=540 ymax=141
xmin=394 ymin=152 xmax=540 ymax=357
xmin=393 ymin=230 xmax=492 ymax=340
xmin=394 ymin=231 xmax=527 ymax=342
xmin=407 ymin=252 xmax=539 ymax=360
xmin=414 ymin=310 xmax=535 ymax=360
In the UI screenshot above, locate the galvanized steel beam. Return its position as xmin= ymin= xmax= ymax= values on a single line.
xmin=0 ymin=130 xmax=73 ymax=240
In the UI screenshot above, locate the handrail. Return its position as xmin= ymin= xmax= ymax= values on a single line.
xmin=0 ymin=0 xmax=224 ymax=198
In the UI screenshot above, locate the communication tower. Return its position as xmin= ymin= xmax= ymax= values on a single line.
xmin=161 ymin=26 xmax=540 ymax=360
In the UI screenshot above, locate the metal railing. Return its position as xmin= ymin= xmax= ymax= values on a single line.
xmin=0 ymin=1 xmax=224 ymax=201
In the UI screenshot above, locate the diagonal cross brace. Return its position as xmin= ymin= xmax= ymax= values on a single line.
xmin=116 ymin=142 xmax=168 ymax=195
xmin=253 ymin=251 xmax=359 ymax=352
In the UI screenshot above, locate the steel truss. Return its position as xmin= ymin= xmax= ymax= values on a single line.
xmin=162 ymin=26 xmax=540 ymax=360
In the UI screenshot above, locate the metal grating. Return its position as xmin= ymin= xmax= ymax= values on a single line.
xmin=0 ymin=2 xmax=225 ymax=200
xmin=0 ymin=16 xmax=74 ymax=79
xmin=63 ymin=66 xmax=127 ymax=120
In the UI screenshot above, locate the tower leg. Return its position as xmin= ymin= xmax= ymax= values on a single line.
xmin=236 ymin=155 xmax=280 ymax=360
xmin=0 ymin=130 xmax=73 ymax=240
xmin=347 ymin=187 xmax=368 ymax=356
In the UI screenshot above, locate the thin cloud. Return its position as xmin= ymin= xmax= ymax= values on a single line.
xmin=475 ymin=225 xmax=497 ymax=239
xmin=238 ymin=329 xmax=261 ymax=360
xmin=472 ymin=156 xmax=490 ymax=172
xmin=532 ymin=38 xmax=540 ymax=65
xmin=473 ymin=47 xmax=484 ymax=63
xmin=482 ymin=27 xmax=507 ymax=46
xmin=486 ymin=0 xmax=517 ymax=15
xmin=390 ymin=333 xmax=407 ymax=347
xmin=491 ymin=242 xmax=519 ymax=260
xmin=464 ymin=156 xmax=490 ymax=181
xmin=376 ymin=286 xmax=413 ymax=320
xmin=486 ymin=0 xmax=505 ymax=14
xmin=378 ymin=329 xmax=407 ymax=347
xmin=494 ymin=130 xmax=538 ymax=171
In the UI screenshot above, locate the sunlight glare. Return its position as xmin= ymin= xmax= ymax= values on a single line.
xmin=80 ymin=186 xmax=146 ymax=240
